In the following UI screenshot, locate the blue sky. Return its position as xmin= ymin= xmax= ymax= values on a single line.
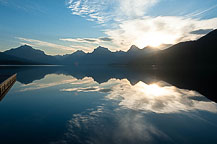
xmin=0 ymin=0 xmax=217 ymax=55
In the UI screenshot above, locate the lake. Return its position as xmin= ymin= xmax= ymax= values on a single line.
xmin=0 ymin=66 xmax=217 ymax=144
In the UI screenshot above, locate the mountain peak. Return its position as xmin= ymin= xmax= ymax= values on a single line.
xmin=73 ymin=50 xmax=86 ymax=55
xmin=17 ymin=44 xmax=34 ymax=50
xmin=127 ymin=45 xmax=140 ymax=53
xmin=93 ymin=46 xmax=111 ymax=54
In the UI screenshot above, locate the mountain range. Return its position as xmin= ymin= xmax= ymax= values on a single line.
xmin=1 ymin=29 xmax=217 ymax=66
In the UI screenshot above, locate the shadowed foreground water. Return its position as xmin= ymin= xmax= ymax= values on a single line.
xmin=0 ymin=66 xmax=217 ymax=144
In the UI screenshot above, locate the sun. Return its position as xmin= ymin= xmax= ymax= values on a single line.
xmin=134 ymin=32 xmax=176 ymax=48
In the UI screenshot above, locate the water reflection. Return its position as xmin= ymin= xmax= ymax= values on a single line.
xmin=106 ymin=80 xmax=217 ymax=113
xmin=1 ymin=66 xmax=217 ymax=102
xmin=1 ymin=66 xmax=217 ymax=144
xmin=60 ymin=77 xmax=217 ymax=114
xmin=14 ymin=70 xmax=217 ymax=114
xmin=53 ymin=106 xmax=171 ymax=144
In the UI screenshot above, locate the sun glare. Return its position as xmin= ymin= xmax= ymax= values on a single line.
xmin=136 ymin=82 xmax=169 ymax=97
xmin=134 ymin=32 xmax=176 ymax=48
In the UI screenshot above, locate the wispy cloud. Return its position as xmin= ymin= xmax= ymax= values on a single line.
xmin=0 ymin=0 xmax=47 ymax=13
xmin=0 ymin=0 xmax=8 ymax=5
xmin=67 ymin=0 xmax=159 ymax=24
xmin=16 ymin=37 xmax=76 ymax=54
xmin=186 ymin=4 xmax=217 ymax=18
xmin=60 ymin=37 xmax=114 ymax=52
xmin=67 ymin=0 xmax=217 ymax=51
xmin=60 ymin=37 xmax=112 ymax=44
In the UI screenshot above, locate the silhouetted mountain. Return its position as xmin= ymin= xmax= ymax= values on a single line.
xmin=1 ymin=29 xmax=217 ymax=66
xmin=83 ymin=46 xmax=114 ymax=64
xmin=4 ymin=45 xmax=58 ymax=64
xmin=0 ymin=52 xmax=41 ymax=65
xmin=127 ymin=45 xmax=145 ymax=56
xmin=129 ymin=29 xmax=217 ymax=66
xmin=60 ymin=50 xmax=86 ymax=65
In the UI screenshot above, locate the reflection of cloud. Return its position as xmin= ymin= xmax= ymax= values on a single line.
xmin=106 ymin=80 xmax=217 ymax=113
xmin=61 ymin=86 xmax=112 ymax=93
xmin=60 ymin=77 xmax=217 ymax=114
xmin=61 ymin=78 xmax=118 ymax=93
xmin=51 ymin=105 xmax=169 ymax=144
xmin=19 ymin=74 xmax=79 ymax=92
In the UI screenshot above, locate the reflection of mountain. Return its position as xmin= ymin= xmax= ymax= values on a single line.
xmin=1 ymin=66 xmax=216 ymax=103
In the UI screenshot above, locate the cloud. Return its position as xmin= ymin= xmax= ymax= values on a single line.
xmin=190 ymin=29 xmax=214 ymax=35
xmin=118 ymin=0 xmax=158 ymax=19
xmin=60 ymin=37 xmax=112 ymax=43
xmin=60 ymin=38 xmax=98 ymax=44
xmin=105 ymin=16 xmax=217 ymax=50
xmin=0 ymin=0 xmax=8 ymax=5
xmin=186 ymin=4 xmax=217 ymax=18
xmin=69 ymin=45 xmax=93 ymax=52
xmin=60 ymin=37 xmax=114 ymax=52
xmin=66 ymin=1 xmax=217 ymax=51
xmin=17 ymin=37 xmax=74 ymax=52
xmin=99 ymin=37 xmax=113 ymax=42
xmin=67 ymin=0 xmax=159 ymax=23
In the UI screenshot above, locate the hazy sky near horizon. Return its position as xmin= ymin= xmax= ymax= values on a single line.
xmin=1 ymin=0 xmax=217 ymax=55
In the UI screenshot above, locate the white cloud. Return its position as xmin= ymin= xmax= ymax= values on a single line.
xmin=118 ymin=0 xmax=158 ymax=19
xmin=105 ymin=16 xmax=217 ymax=50
xmin=67 ymin=0 xmax=217 ymax=51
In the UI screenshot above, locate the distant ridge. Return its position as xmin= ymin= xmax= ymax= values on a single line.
xmin=1 ymin=29 xmax=217 ymax=66
xmin=4 ymin=45 xmax=58 ymax=64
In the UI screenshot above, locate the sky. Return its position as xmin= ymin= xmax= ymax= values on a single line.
xmin=1 ymin=0 xmax=217 ymax=55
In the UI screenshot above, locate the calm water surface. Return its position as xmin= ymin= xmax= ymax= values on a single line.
xmin=0 ymin=66 xmax=217 ymax=144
